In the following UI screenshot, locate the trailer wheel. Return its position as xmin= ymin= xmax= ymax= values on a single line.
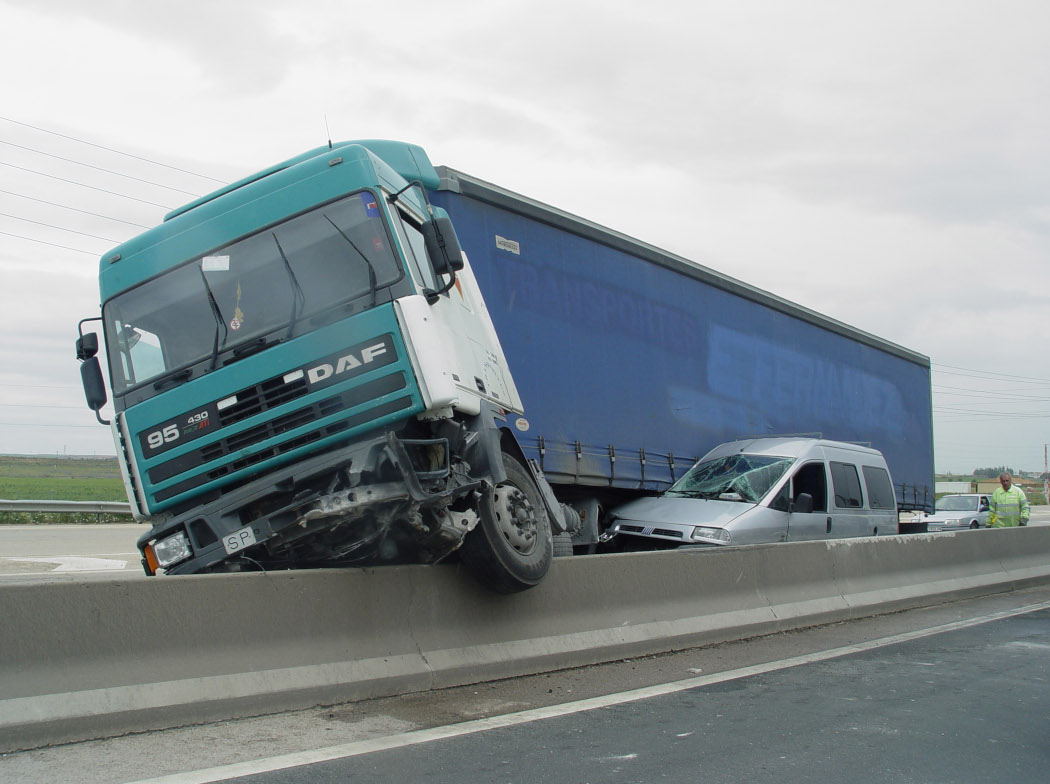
xmin=460 ymin=453 xmax=553 ymax=593
xmin=553 ymin=533 xmax=574 ymax=557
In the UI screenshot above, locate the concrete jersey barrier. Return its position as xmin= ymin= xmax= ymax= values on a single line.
xmin=2 ymin=527 xmax=1050 ymax=751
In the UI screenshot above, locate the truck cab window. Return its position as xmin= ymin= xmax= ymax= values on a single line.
xmin=393 ymin=207 xmax=437 ymax=292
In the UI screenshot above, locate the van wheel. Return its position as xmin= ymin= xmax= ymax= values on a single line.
xmin=460 ymin=453 xmax=553 ymax=593
xmin=970 ymin=520 xmax=979 ymax=529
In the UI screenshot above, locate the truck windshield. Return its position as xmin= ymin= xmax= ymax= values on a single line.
xmin=103 ymin=191 xmax=402 ymax=395
xmin=666 ymin=454 xmax=794 ymax=503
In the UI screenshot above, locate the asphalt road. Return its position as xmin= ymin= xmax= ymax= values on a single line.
xmin=7 ymin=586 xmax=1050 ymax=784
xmin=220 ymin=604 xmax=1050 ymax=784
xmin=0 ymin=523 xmax=146 ymax=579
xmin=3 ymin=507 xmax=1049 ymax=580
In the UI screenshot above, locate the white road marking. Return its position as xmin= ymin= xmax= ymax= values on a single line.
xmin=126 ymin=599 xmax=1050 ymax=784
xmin=1 ymin=556 xmax=127 ymax=572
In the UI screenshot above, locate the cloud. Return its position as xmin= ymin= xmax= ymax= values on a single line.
xmin=2 ymin=0 xmax=1050 ymax=471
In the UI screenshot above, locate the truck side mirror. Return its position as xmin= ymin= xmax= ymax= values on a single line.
xmin=76 ymin=332 xmax=99 ymax=360
xmin=422 ymin=215 xmax=465 ymax=276
xmin=76 ymin=327 xmax=110 ymax=424
xmin=80 ymin=356 xmax=109 ymax=416
xmin=791 ymin=493 xmax=814 ymax=514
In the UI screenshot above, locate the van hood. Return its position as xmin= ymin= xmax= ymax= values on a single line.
xmin=609 ymin=495 xmax=754 ymax=529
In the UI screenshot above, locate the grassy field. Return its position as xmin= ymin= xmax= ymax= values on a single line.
xmin=0 ymin=455 xmax=128 ymax=524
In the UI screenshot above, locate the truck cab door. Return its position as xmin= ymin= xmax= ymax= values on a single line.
xmin=389 ymin=203 xmax=522 ymax=416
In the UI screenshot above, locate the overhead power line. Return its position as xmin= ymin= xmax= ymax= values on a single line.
xmin=0 ymin=188 xmax=150 ymax=228
xmin=0 ymin=139 xmax=202 ymax=197
xmin=934 ymin=392 xmax=1050 ymax=405
xmin=933 ymin=384 xmax=1050 ymax=400
xmin=0 ymin=421 xmax=101 ymax=428
xmin=0 ymin=161 xmax=174 ymax=209
xmin=934 ymin=406 xmax=1050 ymax=418
xmin=0 ymin=211 xmax=119 ymax=243
xmin=0 ymin=230 xmax=98 ymax=255
xmin=0 ymin=403 xmax=86 ymax=410
xmin=0 ymin=114 xmax=225 ymax=184
xmin=932 ymin=362 xmax=1050 ymax=385
xmin=0 ymin=383 xmax=82 ymax=391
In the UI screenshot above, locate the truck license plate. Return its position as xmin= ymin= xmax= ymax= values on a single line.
xmin=223 ymin=524 xmax=258 ymax=554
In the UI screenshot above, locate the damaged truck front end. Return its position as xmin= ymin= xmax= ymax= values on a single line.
xmin=77 ymin=141 xmax=570 ymax=592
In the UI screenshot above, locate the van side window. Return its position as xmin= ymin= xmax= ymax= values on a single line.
xmin=861 ymin=466 xmax=894 ymax=509
xmin=830 ymin=462 xmax=864 ymax=508
xmin=791 ymin=462 xmax=827 ymax=513
xmin=769 ymin=483 xmax=790 ymax=512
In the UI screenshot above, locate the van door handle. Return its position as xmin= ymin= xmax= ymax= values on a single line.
xmin=826 ymin=517 xmax=832 ymax=533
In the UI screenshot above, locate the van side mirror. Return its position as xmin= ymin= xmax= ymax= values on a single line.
xmin=791 ymin=493 xmax=814 ymax=514
xmin=422 ymin=215 xmax=465 ymax=276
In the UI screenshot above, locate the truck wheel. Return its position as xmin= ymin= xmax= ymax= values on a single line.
xmin=460 ymin=453 xmax=553 ymax=593
xmin=970 ymin=520 xmax=979 ymax=529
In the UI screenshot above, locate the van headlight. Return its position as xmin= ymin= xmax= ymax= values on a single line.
xmin=691 ymin=526 xmax=731 ymax=543
xmin=152 ymin=531 xmax=192 ymax=567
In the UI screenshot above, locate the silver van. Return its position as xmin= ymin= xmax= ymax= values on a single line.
xmin=606 ymin=437 xmax=898 ymax=547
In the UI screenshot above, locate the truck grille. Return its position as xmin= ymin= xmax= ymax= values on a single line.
xmin=149 ymin=372 xmax=409 ymax=501
xmin=217 ymin=373 xmax=310 ymax=426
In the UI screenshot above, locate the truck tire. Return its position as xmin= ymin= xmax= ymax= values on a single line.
xmin=460 ymin=453 xmax=554 ymax=593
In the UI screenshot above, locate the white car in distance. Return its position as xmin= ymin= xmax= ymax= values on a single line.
xmin=925 ymin=494 xmax=990 ymax=531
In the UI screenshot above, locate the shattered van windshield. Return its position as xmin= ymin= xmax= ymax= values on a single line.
xmin=666 ymin=454 xmax=794 ymax=503
xmin=103 ymin=191 xmax=402 ymax=395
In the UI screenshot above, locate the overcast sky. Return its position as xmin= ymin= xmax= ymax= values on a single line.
xmin=1 ymin=0 xmax=1048 ymax=474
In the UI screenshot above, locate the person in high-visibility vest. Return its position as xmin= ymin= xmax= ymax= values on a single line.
xmin=988 ymin=472 xmax=1030 ymax=527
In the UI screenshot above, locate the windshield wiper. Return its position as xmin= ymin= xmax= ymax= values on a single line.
xmin=153 ymin=368 xmax=192 ymax=391
xmin=323 ymin=214 xmax=378 ymax=307
xmin=222 ymin=335 xmax=281 ymax=366
xmin=666 ymin=489 xmax=714 ymax=499
xmin=198 ymin=266 xmax=228 ymax=370
xmin=272 ymin=232 xmax=306 ymax=339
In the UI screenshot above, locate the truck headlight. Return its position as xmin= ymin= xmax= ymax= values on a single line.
xmin=691 ymin=526 xmax=731 ymax=543
xmin=152 ymin=531 xmax=192 ymax=568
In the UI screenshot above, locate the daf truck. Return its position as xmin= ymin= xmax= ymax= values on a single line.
xmin=76 ymin=140 xmax=934 ymax=591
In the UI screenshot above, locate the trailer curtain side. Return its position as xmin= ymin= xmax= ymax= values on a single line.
xmin=431 ymin=169 xmax=934 ymax=510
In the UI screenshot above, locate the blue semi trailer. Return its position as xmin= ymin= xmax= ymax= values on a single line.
xmin=76 ymin=140 xmax=934 ymax=592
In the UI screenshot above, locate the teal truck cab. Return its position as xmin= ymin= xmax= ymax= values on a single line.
xmin=76 ymin=140 xmax=574 ymax=592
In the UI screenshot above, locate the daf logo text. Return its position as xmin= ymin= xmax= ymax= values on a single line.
xmin=307 ymin=343 xmax=388 ymax=385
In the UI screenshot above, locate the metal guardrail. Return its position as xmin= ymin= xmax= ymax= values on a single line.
xmin=0 ymin=499 xmax=132 ymax=514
